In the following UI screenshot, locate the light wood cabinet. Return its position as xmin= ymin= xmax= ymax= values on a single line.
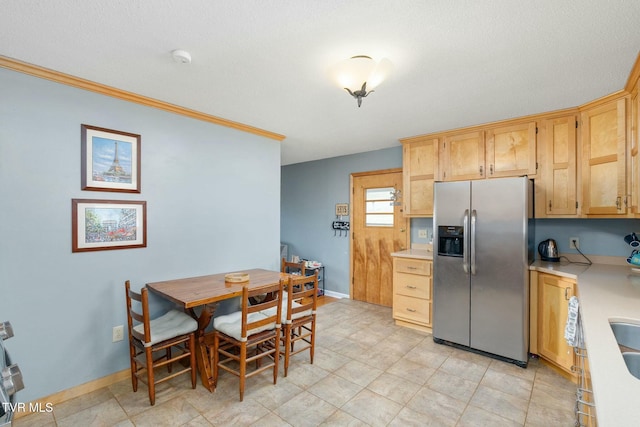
xmin=392 ymin=257 xmax=432 ymax=332
xmin=580 ymin=96 xmax=627 ymax=215
xmin=630 ymin=84 xmax=639 ymax=215
xmin=537 ymin=272 xmax=576 ymax=375
xmin=440 ymin=131 xmax=485 ymax=181
xmin=401 ymin=138 xmax=438 ymax=216
xmin=485 ymin=121 xmax=537 ymax=178
xmin=542 ymin=115 xmax=578 ymax=216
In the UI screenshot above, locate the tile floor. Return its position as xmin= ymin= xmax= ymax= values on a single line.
xmin=14 ymin=299 xmax=578 ymax=426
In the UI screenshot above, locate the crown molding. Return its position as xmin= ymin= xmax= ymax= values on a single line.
xmin=0 ymin=55 xmax=285 ymax=142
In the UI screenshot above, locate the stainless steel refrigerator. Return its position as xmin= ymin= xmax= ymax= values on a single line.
xmin=433 ymin=176 xmax=534 ymax=367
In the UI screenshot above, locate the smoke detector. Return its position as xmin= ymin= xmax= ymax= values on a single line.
xmin=171 ymin=49 xmax=191 ymax=64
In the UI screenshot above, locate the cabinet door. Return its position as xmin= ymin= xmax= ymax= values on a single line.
xmin=402 ymin=138 xmax=438 ymax=216
xmin=538 ymin=273 xmax=576 ymax=373
xmin=631 ymin=87 xmax=639 ymax=215
xmin=543 ymin=115 xmax=578 ymax=215
xmin=581 ymin=97 xmax=627 ymax=215
xmin=486 ymin=122 xmax=537 ymax=178
xmin=441 ymin=131 xmax=485 ymax=181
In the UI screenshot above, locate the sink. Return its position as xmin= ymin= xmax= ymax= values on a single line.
xmin=610 ymin=322 xmax=640 ymax=351
xmin=610 ymin=321 xmax=640 ymax=380
xmin=622 ymin=352 xmax=640 ymax=380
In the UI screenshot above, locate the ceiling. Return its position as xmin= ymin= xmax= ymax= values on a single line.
xmin=1 ymin=1 xmax=640 ymax=166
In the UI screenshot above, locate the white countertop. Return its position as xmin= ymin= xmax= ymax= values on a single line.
xmin=390 ymin=248 xmax=433 ymax=260
xmin=530 ymin=260 xmax=640 ymax=427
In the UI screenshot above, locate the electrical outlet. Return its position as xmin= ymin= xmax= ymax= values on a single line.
xmin=569 ymin=237 xmax=579 ymax=249
xmin=112 ymin=325 xmax=124 ymax=342
xmin=418 ymin=229 xmax=427 ymax=238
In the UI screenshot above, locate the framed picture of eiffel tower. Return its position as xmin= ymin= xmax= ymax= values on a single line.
xmin=81 ymin=124 xmax=141 ymax=193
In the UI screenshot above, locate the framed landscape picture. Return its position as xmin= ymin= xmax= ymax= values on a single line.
xmin=72 ymin=199 xmax=147 ymax=252
xmin=81 ymin=124 xmax=141 ymax=193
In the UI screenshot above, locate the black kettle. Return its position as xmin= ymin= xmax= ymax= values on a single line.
xmin=538 ymin=239 xmax=560 ymax=262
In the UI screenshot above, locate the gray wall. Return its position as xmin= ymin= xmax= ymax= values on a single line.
xmin=409 ymin=217 xmax=640 ymax=259
xmin=282 ymin=156 xmax=640 ymax=297
xmin=281 ymin=147 xmax=403 ymax=296
xmin=0 ymin=68 xmax=281 ymax=402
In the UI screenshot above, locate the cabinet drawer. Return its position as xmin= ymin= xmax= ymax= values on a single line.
xmin=395 ymin=273 xmax=431 ymax=299
xmin=395 ymin=258 xmax=431 ymax=276
xmin=393 ymin=294 xmax=431 ymax=325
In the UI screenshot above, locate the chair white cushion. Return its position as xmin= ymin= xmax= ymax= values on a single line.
xmin=134 ymin=309 xmax=197 ymax=347
xmin=261 ymin=298 xmax=310 ymax=323
xmin=290 ymin=304 xmax=313 ymax=321
xmin=214 ymin=310 xmax=275 ymax=341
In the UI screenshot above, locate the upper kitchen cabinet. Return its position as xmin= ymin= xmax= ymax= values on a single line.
xmin=401 ymin=138 xmax=439 ymax=217
xmin=485 ymin=121 xmax=537 ymax=178
xmin=629 ymin=78 xmax=640 ymax=216
xmin=540 ymin=114 xmax=579 ymax=216
xmin=580 ymin=95 xmax=628 ymax=216
xmin=440 ymin=131 xmax=485 ymax=181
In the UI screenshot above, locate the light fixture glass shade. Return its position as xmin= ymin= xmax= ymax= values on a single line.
xmin=332 ymin=56 xmax=392 ymax=90
xmin=331 ymin=55 xmax=393 ymax=106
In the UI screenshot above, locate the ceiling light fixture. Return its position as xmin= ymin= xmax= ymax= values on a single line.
xmin=171 ymin=49 xmax=192 ymax=64
xmin=331 ymin=55 xmax=393 ymax=107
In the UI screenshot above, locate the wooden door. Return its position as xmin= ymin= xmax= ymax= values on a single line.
xmin=402 ymin=138 xmax=438 ymax=216
xmin=351 ymin=169 xmax=409 ymax=307
xmin=543 ymin=115 xmax=578 ymax=216
xmin=581 ymin=97 xmax=627 ymax=215
xmin=538 ymin=273 xmax=576 ymax=373
xmin=485 ymin=121 xmax=537 ymax=178
xmin=441 ymin=131 xmax=485 ymax=181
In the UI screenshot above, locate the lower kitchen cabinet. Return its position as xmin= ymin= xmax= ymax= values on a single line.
xmin=536 ymin=272 xmax=577 ymax=376
xmin=392 ymin=256 xmax=432 ymax=332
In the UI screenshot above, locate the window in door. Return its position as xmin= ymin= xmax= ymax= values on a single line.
xmin=365 ymin=187 xmax=395 ymax=227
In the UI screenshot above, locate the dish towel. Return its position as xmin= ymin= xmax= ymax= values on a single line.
xmin=564 ymin=296 xmax=583 ymax=348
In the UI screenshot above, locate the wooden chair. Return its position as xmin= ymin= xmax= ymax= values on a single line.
xmin=206 ymin=281 xmax=283 ymax=401
xmin=281 ymin=257 xmax=305 ymax=275
xmin=282 ymin=270 xmax=318 ymax=376
xmin=125 ymin=280 xmax=197 ymax=405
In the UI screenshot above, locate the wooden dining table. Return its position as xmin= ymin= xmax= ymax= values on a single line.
xmin=146 ymin=268 xmax=289 ymax=392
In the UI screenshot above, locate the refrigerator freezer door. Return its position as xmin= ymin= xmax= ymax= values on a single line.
xmin=469 ymin=177 xmax=529 ymax=363
xmin=433 ymin=181 xmax=471 ymax=347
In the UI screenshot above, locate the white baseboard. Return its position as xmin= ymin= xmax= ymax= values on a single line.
xmin=323 ymin=290 xmax=349 ymax=299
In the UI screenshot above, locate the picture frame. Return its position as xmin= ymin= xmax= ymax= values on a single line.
xmin=81 ymin=124 xmax=141 ymax=193
xmin=72 ymin=199 xmax=147 ymax=253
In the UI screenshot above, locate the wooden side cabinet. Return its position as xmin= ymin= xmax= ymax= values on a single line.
xmin=401 ymin=138 xmax=438 ymax=217
xmin=485 ymin=121 xmax=537 ymax=178
xmin=580 ymin=96 xmax=627 ymax=215
xmin=537 ymin=272 xmax=577 ymax=376
xmin=630 ymin=84 xmax=640 ymax=215
xmin=392 ymin=257 xmax=432 ymax=332
xmin=440 ymin=131 xmax=485 ymax=181
xmin=542 ymin=115 xmax=578 ymax=216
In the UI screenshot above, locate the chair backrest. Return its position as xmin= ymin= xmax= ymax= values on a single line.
xmin=125 ymin=280 xmax=152 ymax=344
xmin=281 ymin=257 xmax=304 ymax=276
xmin=286 ymin=270 xmax=318 ymax=321
xmin=242 ymin=281 xmax=284 ymax=339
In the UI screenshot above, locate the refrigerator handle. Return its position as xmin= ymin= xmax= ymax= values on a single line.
xmin=470 ymin=209 xmax=477 ymax=275
xmin=463 ymin=209 xmax=469 ymax=273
